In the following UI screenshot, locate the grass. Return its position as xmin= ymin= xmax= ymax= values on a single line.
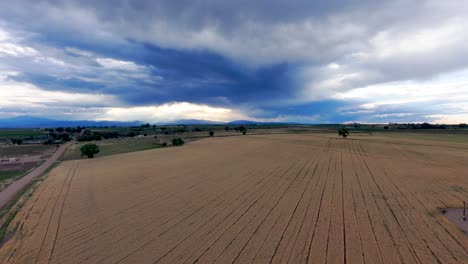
xmin=0 ymin=208 xmax=20 ymax=244
xmin=0 ymin=180 xmax=36 ymax=243
xmin=0 ymin=144 xmax=55 ymax=157
xmin=0 ymin=171 xmax=25 ymax=182
xmin=63 ymin=137 xmax=164 ymax=160
xmin=0 ymin=161 xmax=60 ymax=244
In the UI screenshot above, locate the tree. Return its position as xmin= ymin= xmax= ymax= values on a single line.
xmin=172 ymin=138 xmax=184 ymax=146
xmin=58 ymin=133 xmax=71 ymax=142
xmin=80 ymin=143 xmax=100 ymax=158
xmin=209 ymin=131 xmax=214 ymax=136
xmin=338 ymin=127 xmax=349 ymax=138
xmin=11 ymin=138 xmax=23 ymax=145
xmin=239 ymin=126 xmax=247 ymax=135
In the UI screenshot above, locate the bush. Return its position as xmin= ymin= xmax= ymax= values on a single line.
xmin=171 ymin=138 xmax=185 ymax=146
xmin=175 ymin=127 xmax=187 ymax=133
xmin=58 ymin=133 xmax=71 ymax=142
xmin=239 ymin=126 xmax=247 ymax=135
xmin=384 ymin=126 xmax=389 ymax=129
xmin=80 ymin=143 xmax=100 ymax=158
xmin=100 ymin=132 xmax=119 ymax=139
xmin=162 ymin=142 xmax=168 ymax=147
xmin=11 ymin=138 xmax=23 ymax=145
xmin=78 ymin=130 xmax=103 ymax=141
xmin=209 ymin=131 xmax=214 ymax=136
xmin=338 ymin=127 xmax=349 ymax=138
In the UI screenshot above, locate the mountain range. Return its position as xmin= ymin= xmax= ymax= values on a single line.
xmin=0 ymin=116 xmax=297 ymax=128
xmin=0 ymin=116 xmax=143 ymax=128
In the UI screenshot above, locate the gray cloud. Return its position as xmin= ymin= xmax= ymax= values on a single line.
xmin=3 ymin=1 xmax=467 ymax=76
xmin=1 ymin=1 xmax=468 ymax=122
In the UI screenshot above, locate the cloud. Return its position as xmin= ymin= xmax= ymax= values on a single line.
xmin=427 ymin=114 xmax=468 ymax=124
xmin=327 ymin=68 xmax=468 ymax=123
xmin=0 ymin=1 xmax=468 ymax=123
xmin=0 ymin=76 xmax=255 ymax=122
xmin=0 ymin=28 xmax=38 ymax=57
xmin=96 ymin=58 xmax=143 ymax=72
xmin=100 ymin=102 xmax=248 ymax=123
xmin=0 ymin=25 xmax=160 ymax=98
xmin=0 ymin=77 xmax=116 ymax=109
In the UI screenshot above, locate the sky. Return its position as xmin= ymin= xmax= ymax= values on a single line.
xmin=0 ymin=0 xmax=468 ymax=124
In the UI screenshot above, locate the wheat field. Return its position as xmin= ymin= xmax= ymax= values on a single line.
xmin=1 ymin=134 xmax=467 ymax=264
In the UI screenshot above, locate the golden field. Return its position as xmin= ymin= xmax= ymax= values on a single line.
xmin=1 ymin=133 xmax=467 ymax=263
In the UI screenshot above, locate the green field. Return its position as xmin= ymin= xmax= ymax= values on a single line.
xmin=63 ymin=137 xmax=165 ymax=160
xmin=0 ymin=129 xmax=47 ymax=139
xmin=0 ymin=170 xmax=25 ymax=182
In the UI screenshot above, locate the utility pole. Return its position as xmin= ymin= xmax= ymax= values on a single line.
xmin=463 ymin=201 xmax=466 ymax=222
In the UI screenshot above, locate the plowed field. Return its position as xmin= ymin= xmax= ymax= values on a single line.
xmin=1 ymin=134 xmax=467 ymax=263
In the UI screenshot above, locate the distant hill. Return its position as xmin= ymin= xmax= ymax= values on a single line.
xmin=0 ymin=116 xmax=301 ymax=128
xmin=226 ymin=120 xmax=259 ymax=125
xmin=227 ymin=120 xmax=299 ymax=125
xmin=0 ymin=116 xmax=143 ymax=128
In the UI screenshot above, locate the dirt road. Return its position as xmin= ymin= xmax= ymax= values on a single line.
xmin=0 ymin=142 xmax=72 ymax=210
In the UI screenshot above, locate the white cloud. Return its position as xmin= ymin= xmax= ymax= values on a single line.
xmin=337 ymin=68 xmax=468 ymax=105
xmin=98 ymin=103 xmax=321 ymax=123
xmin=0 ymin=71 xmax=20 ymax=81
xmin=0 ymin=79 xmax=116 ymax=109
xmin=65 ymin=47 xmax=93 ymax=57
xmin=0 ymin=28 xmax=38 ymax=57
xmin=327 ymin=68 xmax=468 ymax=123
xmin=100 ymin=102 xmax=248 ymax=123
xmin=0 ymin=42 xmax=38 ymax=57
xmin=370 ymin=18 xmax=467 ymax=59
xmin=374 ymin=113 xmax=413 ymax=118
xmin=0 ymin=25 xmax=157 ymax=97
xmin=96 ymin=58 xmax=143 ymax=72
xmin=427 ymin=114 xmax=468 ymax=124
xmin=0 ymin=79 xmax=256 ymax=122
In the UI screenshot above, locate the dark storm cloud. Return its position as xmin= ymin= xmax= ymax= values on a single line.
xmin=1 ymin=0 xmax=468 ymax=122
